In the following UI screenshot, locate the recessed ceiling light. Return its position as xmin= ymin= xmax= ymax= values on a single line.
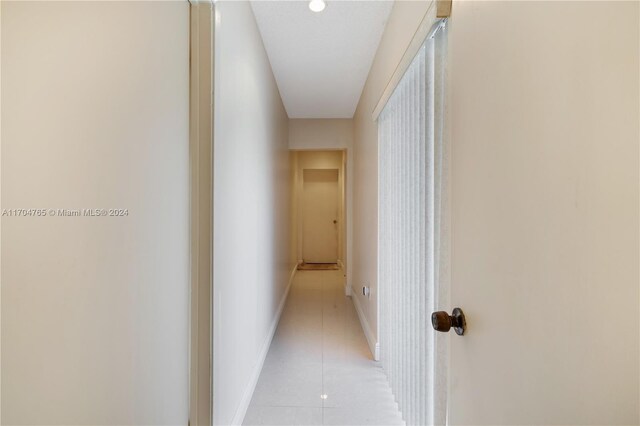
xmin=309 ymin=0 xmax=326 ymax=13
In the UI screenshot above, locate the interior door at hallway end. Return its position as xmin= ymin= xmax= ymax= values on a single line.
xmin=302 ymin=169 xmax=339 ymax=263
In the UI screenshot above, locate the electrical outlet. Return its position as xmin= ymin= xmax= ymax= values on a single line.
xmin=362 ymin=286 xmax=370 ymax=298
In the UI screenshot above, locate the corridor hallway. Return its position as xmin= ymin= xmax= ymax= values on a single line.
xmin=244 ymin=271 xmax=403 ymax=425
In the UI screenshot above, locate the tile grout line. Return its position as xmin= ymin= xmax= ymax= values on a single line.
xmin=245 ymin=271 xmax=403 ymax=425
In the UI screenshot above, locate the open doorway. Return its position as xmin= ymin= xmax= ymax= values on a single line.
xmin=290 ymin=150 xmax=346 ymax=271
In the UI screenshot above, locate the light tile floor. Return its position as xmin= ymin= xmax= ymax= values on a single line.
xmin=243 ymin=270 xmax=404 ymax=426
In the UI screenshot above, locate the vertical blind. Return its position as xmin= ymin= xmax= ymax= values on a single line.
xmin=378 ymin=21 xmax=448 ymax=426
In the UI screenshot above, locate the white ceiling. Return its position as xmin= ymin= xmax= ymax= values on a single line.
xmin=251 ymin=1 xmax=394 ymax=119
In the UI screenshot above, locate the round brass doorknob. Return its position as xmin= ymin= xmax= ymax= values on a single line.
xmin=431 ymin=308 xmax=466 ymax=336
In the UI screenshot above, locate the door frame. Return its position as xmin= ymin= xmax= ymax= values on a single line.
xmin=290 ymin=149 xmax=352 ymax=294
xmin=291 ymin=150 xmax=348 ymax=268
xmin=188 ymin=1 xmax=214 ymax=425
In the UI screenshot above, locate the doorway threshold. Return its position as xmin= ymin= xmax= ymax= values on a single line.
xmin=297 ymin=263 xmax=340 ymax=271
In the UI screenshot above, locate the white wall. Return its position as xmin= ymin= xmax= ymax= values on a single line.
xmin=289 ymin=119 xmax=353 ymax=150
xmin=213 ymin=2 xmax=291 ymax=424
xmin=448 ymin=1 xmax=639 ymax=423
xmin=1 ymin=1 xmax=190 ymax=424
xmin=352 ymin=1 xmax=432 ymax=357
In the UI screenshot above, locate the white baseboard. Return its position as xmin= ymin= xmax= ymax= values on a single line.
xmin=230 ymin=265 xmax=297 ymax=426
xmin=351 ymin=293 xmax=380 ymax=361
xmin=345 ymin=284 xmax=352 ymax=297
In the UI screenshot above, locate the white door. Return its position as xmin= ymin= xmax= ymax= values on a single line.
xmin=302 ymin=169 xmax=339 ymax=263
xmin=446 ymin=1 xmax=639 ymax=424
